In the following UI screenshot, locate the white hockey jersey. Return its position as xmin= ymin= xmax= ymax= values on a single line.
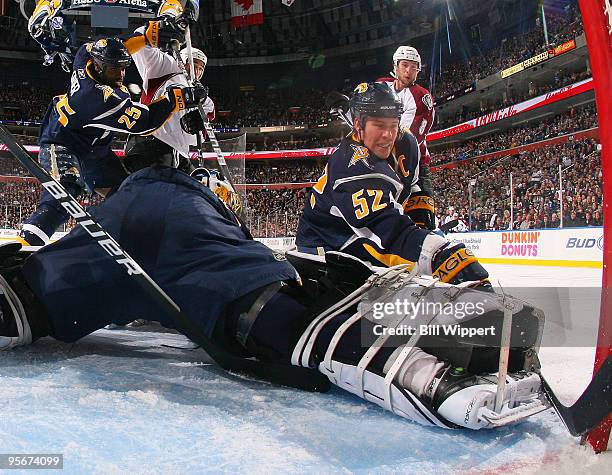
xmin=131 ymin=26 xmax=215 ymax=157
xmin=378 ymin=78 xmax=435 ymax=165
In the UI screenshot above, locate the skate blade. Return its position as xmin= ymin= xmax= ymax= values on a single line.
xmin=480 ymin=397 xmax=551 ymax=427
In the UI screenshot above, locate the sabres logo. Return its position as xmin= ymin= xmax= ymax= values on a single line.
xmin=95 ymin=84 xmax=119 ymax=102
xmin=349 ymin=144 xmax=371 ymax=168
xmin=95 ymin=39 xmax=108 ymax=48
xmin=354 ymin=82 xmax=368 ymax=94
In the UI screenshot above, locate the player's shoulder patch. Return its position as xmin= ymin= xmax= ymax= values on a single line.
xmin=354 ymin=82 xmax=368 ymax=94
xmin=95 ymin=84 xmax=120 ymax=103
xmin=77 ymin=69 xmax=86 ymax=79
xmin=348 ymin=144 xmax=372 ymax=169
xmin=422 ymin=92 xmax=434 ymax=110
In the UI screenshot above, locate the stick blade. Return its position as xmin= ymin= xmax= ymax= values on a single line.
xmin=542 ymin=355 xmax=612 ymax=436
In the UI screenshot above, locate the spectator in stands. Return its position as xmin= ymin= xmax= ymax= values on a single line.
xmin=593 ymin=211 xmax=603 ymax=226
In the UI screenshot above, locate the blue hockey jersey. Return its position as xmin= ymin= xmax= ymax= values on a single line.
xmin=39 ymin=42 xmax=177 ymax=161
xmin=22 ymin=166 xmax=300 ymax=342
xmin=296 ymin=132 xmax=432 ymax=267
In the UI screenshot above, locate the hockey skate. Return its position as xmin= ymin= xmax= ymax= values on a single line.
xmin=429 ymin=366 xmax=548 ymax=429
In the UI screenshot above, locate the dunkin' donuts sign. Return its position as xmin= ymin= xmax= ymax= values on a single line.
xmin=500 ymin=231 xmax=541 ymax=257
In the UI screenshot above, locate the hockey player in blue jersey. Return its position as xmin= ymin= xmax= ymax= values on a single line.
xmin=0 ymin=134 xmax=547 ymax=431
xmin=20 ymin=19 xmax=207 ymax=246
xmin=296 ymin=82 xmax=490 ymax=288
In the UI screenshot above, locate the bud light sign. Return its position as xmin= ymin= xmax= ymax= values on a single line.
xmin=566 ymin=235 xmax=604 ymax=250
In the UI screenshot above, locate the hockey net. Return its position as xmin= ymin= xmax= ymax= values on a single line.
xmin=578 ymin=0 xmax=612 ymax=453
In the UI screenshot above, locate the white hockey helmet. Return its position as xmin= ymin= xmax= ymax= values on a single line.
xmin=180 ymin=47 xmax=208 ymax=68
xmin=393 ymin=46 xmax=421 ymax=71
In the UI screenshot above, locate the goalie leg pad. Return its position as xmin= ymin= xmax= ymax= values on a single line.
xmin=0 ymin=273 xmax=32 ymax=350
xmin=291 ymin=264 xmax=547 ymax=429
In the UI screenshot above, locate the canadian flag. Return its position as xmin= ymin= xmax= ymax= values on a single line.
xmin=231 ymin=0 xmax=264 ymax=28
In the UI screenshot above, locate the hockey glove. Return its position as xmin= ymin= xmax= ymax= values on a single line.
xmin=431 ymin=242 xmax=491 ymax=289
xmin=180 ymin=110 xmax=206 ymax=135
xmin=166 ymin=85 xmax=187 ymax=112
xmin=181 ymin=83 xmax=209 ymax=108
xmin=166 ymin=84 xmax=207 ymax=112
xmin=144 ymin=17 xmax=186 ymax=50
xmin=403 ymin=191 xmax=436 ymax=230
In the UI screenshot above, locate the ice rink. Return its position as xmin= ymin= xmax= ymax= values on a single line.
xmin=0 ymin=262 xmax=609 ymax=474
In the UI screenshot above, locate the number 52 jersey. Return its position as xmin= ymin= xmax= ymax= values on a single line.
xmin=296 ymin=132 xmax=431 ymax=267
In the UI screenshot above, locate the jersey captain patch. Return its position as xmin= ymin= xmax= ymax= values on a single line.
xmin=349 ymin=144 xmax=371 ymax=168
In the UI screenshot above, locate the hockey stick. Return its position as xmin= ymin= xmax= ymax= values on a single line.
xmin=326 ymin=91 xmax=352 ymax=128
xmin=0 ymin=124 xmax=330 ymax=393
xmin=178 ymin=27 xmax=238 ymax=193
xmin=540 ymin=355 xmax=611 ymax=437
xmin=168 ymin=39 xmax=206 ymax=168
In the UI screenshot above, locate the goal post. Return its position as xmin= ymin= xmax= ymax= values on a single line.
xmin=577 ymin=0 xmax=612 ymax=453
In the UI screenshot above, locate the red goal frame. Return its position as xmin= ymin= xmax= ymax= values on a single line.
xmin=578 ymin=0 xmax=612 ymax=453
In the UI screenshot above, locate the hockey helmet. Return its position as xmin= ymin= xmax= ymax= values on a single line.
xmin=90 ymin=38 xmax=132 ymax=69
xmin=123 ymin=135 xmax=177 ymax=173
xmin=180 ymin=48 xmax=208 ymax=68
xmin=392 ymin=45 xmax=421 ymax=71
xmin=349 ymin=82 xmax=403 ymax=126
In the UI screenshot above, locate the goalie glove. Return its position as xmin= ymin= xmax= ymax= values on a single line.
xmin=191 ymin=168 xmax=242 ymax=216
xmin=403 ymin=191 xmax=435 ymax=230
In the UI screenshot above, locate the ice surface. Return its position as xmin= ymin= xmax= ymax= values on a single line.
xmin=0 ymin=264 xmax=609 ymax=473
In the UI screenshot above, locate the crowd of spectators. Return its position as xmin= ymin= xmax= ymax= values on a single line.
xmin=244 ymin=188 xmax=309 ymax=237
xmin=435 ymin=69 xmax=591 ymax=130
xmin=246 ymin=161 xmax=322 ymax=184
xmin=431 ymin=4 xmax=584 ymax=101
xmin=249 ymin=136 xmax=342 ymax=151
xmin=0 ymin=84 xmax=55 ymax=122
xmin=435 ymin=138 xmax=602 ymax=232
xmin=0 ymin=110 xmax=602 ymax=236
xmin=431 ymin=102 xmax=598 ymax=165
xmin=0 ymin=179 xmax=103 ymax=230
xmin=3 ymin=65 xmax=587 ymax=133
